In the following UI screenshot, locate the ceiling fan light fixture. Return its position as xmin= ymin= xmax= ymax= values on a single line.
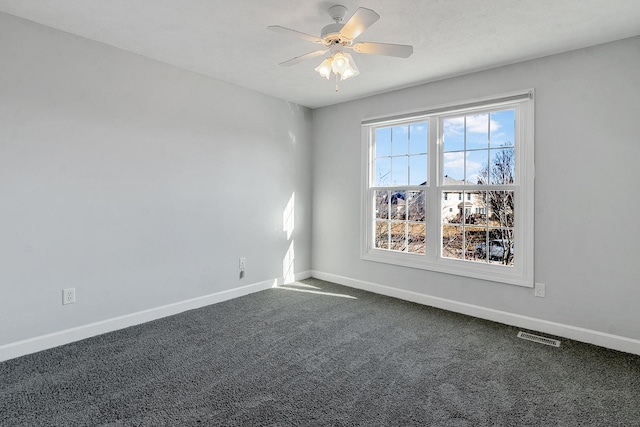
xmin=316 ymin=51 xmax=359 ymax=81
xmin=315 ymin=58 xmax=333 ymax=79
xmin=339 ymin=52 xmax=359 ymax=80
xmin=331 ymin=52 xmax=349 ymax=74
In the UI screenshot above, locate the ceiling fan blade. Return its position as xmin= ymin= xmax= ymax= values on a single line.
xmin=279 ymin=49 xmax=329 ymax=66
xmin=268 ymin=25 xmax=325 ymax=44
xmin=352 ymin=42 xmax=414 ymax=58
xmin=339 ymin=7 xmax=380 ymax=41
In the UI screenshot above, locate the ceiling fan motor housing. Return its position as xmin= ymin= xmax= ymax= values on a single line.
xmin=322 ymin=4 xmax=350 ymax=44
xmin=321 ymin=23 xmax=345 ymax=43
xmin=328 ymin=5 xmax=348 ymax=22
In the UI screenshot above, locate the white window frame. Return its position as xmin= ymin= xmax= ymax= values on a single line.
xmin=360 ymin=90 xmax=534 ymax=287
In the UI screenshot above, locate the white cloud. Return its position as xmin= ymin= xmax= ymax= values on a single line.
xmin=443 ymin=152 xmax=483 ymax=180
xmin=444 ymin=114 xmax=501 ymax=136
xmin=444 ymin=152 xmax=465 ymax=169
xmin=443 ymin=152 xmax=465 ymax=180
xmin=444 ymin=117 xmax=464 ymax=137
xmin=394 ymin=125 xmax=410 ymax=135
xmin=468 ymin=114 xmax=501 ymax=134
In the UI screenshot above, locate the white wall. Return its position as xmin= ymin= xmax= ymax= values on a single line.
xmin=0 ymin=13 xmax=312 ymax=347
xmin=312 ymin=37 xmax=640 ymax=345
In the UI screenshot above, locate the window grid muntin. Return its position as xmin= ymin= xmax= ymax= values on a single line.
xmin=440 ymin=189 xmax=515 ymax=266
xmin=441 ymin=107 xmax=517 ymax=186
xmin=373 ymin=122 xmax=428 ymax=188
xmin=372 ymin=187 xmax=426 ymax=254
xmin=438 ymin=106 xmax=518 ymax=267
xmin=371 ymin=120 xmax=428 ymax=255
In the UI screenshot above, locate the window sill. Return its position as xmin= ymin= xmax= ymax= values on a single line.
xmin=361 ymin=249 xmax=533 ymax=287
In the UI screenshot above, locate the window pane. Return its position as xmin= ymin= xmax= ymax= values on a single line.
xmin=466 ymin=113 xmax=489 ymax=148
xmin=390 ymin=221 xmax=407 ymax=252
xmin=443 ymin=152 xmax=464 ymax=182
xmin=490 ymin=110 xmax=515 ymax=148
xmin=468 ymin=191 xmax=488 ymax=226
xmin=488 ymin=228 xmax=514 ymax=266
xmin=391 ymin=156 xmax=408 ymax=186
xmin=408 ymin=222 xmax=426 ymax=254
xmin=407 ymin=191 xmax=425 ymax=222
xmin=376 ymin=128 xmax=391 ymax=157
xmin=390 ymin=191 xmax=406 ymax=220
xmin=442 ymin=225 xmax=463 ymax=260
xmin=489 ymin=148 xmax=515 ymax=185
xmin=460 ymin=196 xmax=472 ymax=222
xmin=466 ymin=150 xmax=488 ymax=184
xmin=466 ymin=228 xmax=487 ymax=262
xmin=443 ymin=117 xmax=465 ymax=152
xmin=375 ymin=190 xmax=389 ymax=219
xmin=392 ymin=126 xmax=409 ymax=156
xmin=375 ymin=220 xmax=389 ymax=249
xmin=409 ymin=154 xmax=427 ymax=185
xmin=409 ymin=123 xmax=428 ymax=154
xmin=487 ymin=190 xmax=514 ymax=228
xmin=375 ymin=157 xmax=391 ymax=186
xmin=441 ymin=191 xmax=459 ymax=224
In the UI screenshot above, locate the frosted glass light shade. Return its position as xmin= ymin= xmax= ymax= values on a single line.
xmin=315 ymin=58 xmax=333 ymax=79
xmin=316 ymin=52 xmax=359 ymax=81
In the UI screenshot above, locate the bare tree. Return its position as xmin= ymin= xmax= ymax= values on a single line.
xmin=478 ymin=147 xmax=515 ymax=265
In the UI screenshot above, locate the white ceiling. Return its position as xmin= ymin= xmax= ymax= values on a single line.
xmin=1 ymin=0 xmax=639 ymax=109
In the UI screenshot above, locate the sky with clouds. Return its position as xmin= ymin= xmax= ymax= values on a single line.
xmin=443 ymin=110 xmax=514 ymax=183
xmin=374 ymin=109 xmax=515 ymax=186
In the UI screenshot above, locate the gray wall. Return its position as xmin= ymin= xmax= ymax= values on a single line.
xmin=2 ymin=9 xmax=638 ymax=351
xmin=0 ymin=13 xmax=312 ymax=345
xmin=312 ymin=36 xmax=640 ymax=341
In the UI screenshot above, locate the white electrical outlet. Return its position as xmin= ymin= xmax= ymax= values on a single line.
xmin=62 ymin=288 xmax=76 ymax=305
xmin=239 ymin=257 xmax=246 ymax=272
xmin=534 ymin=283 xmax=546 ymax=298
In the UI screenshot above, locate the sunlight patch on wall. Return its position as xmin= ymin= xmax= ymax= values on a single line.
xmin=282 ymin=192 xmax=296 ymax=284
xmin=283 ymin=240 xmax=295 ymax=284
xmin=283 ymin=192 xmax=295 ymax=240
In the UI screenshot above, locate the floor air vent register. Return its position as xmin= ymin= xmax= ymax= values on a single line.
xmin=517 ymin=331 xmax=561 ymax=347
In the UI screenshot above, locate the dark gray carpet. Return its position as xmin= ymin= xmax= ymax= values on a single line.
xmin=1 ymin=278 xmax=639 ymax=426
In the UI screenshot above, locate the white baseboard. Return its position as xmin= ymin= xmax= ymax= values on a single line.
xmin=0 ymin=277 xmax=292 ymax=363
xmin=7 ymin=269 xmax=633 ymax=361
xmin=311 ymin=270 xmax=640 ymax=356
xmin=296 ymin=270 xmax=313 ymax=281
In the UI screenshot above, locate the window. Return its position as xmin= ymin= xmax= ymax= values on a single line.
xmin=373 ymin=123 xmax=428 ymax=254
xmin=361 ymin=91 xmax=534 ymax=286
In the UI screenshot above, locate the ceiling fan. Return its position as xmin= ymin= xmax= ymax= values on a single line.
xmin=268 ymin=5 xmax=413 ymax=88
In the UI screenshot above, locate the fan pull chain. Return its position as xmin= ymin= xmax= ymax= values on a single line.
xmin=335 ymin=73 xmax=339 ymax=92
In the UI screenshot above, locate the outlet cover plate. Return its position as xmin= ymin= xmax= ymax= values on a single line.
xmin=534 ymin=283 xmax=546 ymax=298
xmin=63 ymin=288 xmax=76 ymax=305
